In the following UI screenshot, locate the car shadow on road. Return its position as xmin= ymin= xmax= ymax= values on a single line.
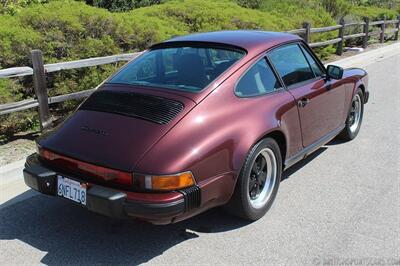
xmin=326 ymin=138 xmax=347 ymax=146
xmin=282 ymin=147 xmax=328 ymax=181
xmin=0 ymin=190 xmax=249 ymax=265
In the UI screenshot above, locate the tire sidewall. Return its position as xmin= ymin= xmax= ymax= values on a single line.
xmin=238 ymin=138 xmax=282 ymax=220
xmin=345 ymin=89 xmax=364 ymax=139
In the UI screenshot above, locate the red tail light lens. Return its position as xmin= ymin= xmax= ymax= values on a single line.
xmin=38 ymin=147 xmax=133 ymax=186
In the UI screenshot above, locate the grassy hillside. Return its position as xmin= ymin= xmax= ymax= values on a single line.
xmin=0 ymin=0 xmax=398 ymax=139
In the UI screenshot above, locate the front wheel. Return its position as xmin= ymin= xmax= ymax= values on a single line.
xmin=225 ymin=138 xmax=282 ymax=221
xmin=339 ymin=88 xmax=364 ymax=140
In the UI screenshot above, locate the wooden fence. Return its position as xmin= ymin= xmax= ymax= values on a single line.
xmin=0 ymin=15 xmax=399 ymax=129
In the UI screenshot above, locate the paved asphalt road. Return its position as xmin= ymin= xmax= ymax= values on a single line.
xmin=0 ymin=50 xmax=399 ymax=265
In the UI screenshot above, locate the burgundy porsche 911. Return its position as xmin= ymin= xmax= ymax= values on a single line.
xmin=24 ymin=30 xmax=368 ymax=224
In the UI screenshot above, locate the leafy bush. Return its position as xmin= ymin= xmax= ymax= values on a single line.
xmin=88 ymin=0 xmax=164 ymax=12
xmin=321 ymin=0 xmax=352 ymax=18
xmin=351 ymin=5 xmax=398 ymax=20
xmin=260 ymin=0 xmax=336 ymax=28
xmin=0 ymin=79 xmax=38 ymax=139
xmin=0 ymin=0 xmax=48 ymax=15
xmin=236 ymin=0 xmax=262 ymax=9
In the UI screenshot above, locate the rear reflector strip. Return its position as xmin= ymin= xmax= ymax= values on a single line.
xmin=38 ymin=148 xmax=133 ymax=186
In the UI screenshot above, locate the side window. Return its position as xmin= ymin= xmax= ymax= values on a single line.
xmin=268 ymin=43 xmax=316 ymax=87
xmin=235 ymin=58 xmax=282 ymax=97
xmin=300 ymin=45 xmax=324 ymax=77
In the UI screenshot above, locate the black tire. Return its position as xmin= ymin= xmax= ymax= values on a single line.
xmin=225 ymin=138 xmax=282 ymax=221
xmin=339 ymin=88 xmax=364 ymax=141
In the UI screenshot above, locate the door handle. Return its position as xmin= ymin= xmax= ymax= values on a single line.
xmin=298 ymin=98 xmax=310 ymax=108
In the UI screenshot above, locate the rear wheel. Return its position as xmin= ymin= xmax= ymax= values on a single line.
xmin=339 ymin=88 xmax=364 ymax=140
xmin=226 ymin=138 xmax=282 ymax=221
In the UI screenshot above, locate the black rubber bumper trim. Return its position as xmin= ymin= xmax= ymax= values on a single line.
xmin=23 ymin=162 xmax=57 ymax=195
xmin=86 ymin=186 xmax=128 ymax=218
xmin=23 ymin=154 xmax=185 ymax=219
xmin=86 ymin=185 xmax=185 ymax=218
xmin=364 ymin=90 xmax=369 ymax=103
xmin=179 ymin=185 xmax=201 ymax=212
xmin=124 ymin=198 xmax=185 ymax=217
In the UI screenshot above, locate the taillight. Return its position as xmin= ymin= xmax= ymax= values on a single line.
xmin=38 ymin=147 xmax=133 ymax=186
xmin=149 ymin=172 xmax=195 ymax=191
xmin=133 ymin=172 xmax=196 ymax=191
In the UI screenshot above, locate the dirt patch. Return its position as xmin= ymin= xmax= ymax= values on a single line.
xmin=0 ymin=134 xmax=37 ymax=166
xmin=324 ymin=42 xmax=394 ymax=64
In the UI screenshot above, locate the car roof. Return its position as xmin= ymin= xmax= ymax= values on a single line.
xmin=155 ymin=30 xmax=302 ymax=54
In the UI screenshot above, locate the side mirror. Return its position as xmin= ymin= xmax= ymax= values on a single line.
xmin=326 ymin=65 xmax=344 ymax=80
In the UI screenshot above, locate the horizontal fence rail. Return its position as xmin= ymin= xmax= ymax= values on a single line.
xmin=0 ymin=67 xmax=34 ymax=78
xmin=0 ymin=15 xmax=399 ymax=129
xmin=44 ymin=53 xmax=139 ymax=73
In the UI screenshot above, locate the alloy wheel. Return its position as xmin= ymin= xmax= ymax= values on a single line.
xmin=247 ymin=148 xmax=277 ymax=209
xmin=349 ymin=94 xmax=362 ymax=133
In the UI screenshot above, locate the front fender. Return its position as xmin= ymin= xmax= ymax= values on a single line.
xmin=343 ymin=68 xmax=368 ymax=97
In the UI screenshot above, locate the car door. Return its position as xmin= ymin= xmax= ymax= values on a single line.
xmin=268 ymin=42 xmax=346 ymax=148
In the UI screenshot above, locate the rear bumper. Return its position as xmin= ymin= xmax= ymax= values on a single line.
xmin=23 ymin=154 xmax=200 ymax=224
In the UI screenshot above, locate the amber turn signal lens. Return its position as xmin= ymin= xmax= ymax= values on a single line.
xmin=150 ymin=172 xmax=195 ymax=191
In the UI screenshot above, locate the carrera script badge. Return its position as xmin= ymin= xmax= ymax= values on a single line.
xmin=80 ymin=126 xmax=109 ymax=136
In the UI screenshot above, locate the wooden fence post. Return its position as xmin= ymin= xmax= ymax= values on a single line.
xmin=336 ymin=18 xmax=345 ymax=55
xmin=395 ymin=15 xmax=400 ymax=41
xmin=362 ymin=17 xmax=369 ymax=49
xmin=380 ymin=16 xmax=386 ymax=43
xmin=302 ymin=22 xmax=311 ymax=43
xmin=31 ymin=50 xmax=51 ymax=130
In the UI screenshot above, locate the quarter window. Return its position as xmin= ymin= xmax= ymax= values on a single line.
xmin=300 ymin=45 xmax=324 ymax=77
xmin=268 ymin=43 xmax=316 ymax=87
xmin=235 ymin=58 xmax=281 ymax=97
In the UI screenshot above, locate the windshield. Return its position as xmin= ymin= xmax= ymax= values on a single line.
xmin=108 ymin=46 xmax=245 ymax=92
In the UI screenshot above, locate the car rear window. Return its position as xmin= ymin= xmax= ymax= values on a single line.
xmin=108 ymin=45 xmax=245 ymax=92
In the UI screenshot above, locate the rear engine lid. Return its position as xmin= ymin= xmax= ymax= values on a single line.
xmin=38 ymin=88 xmax=196 ymax=173
xmin=80 ymin=90 xmax=184 ymax=125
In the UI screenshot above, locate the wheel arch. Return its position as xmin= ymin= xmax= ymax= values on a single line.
xmin=235 ymin=129 xmax=287 ymax=179
xmin=259 ymin=130 xmax=287 ymax=167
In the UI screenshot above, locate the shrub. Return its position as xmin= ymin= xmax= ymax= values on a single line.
xmin=88 ymin=0 xmax=164 ymax=12
xmin=321 ymin=0 xmax=352 ymax=19
xmin=236 ymin=0 xmax=262 ymax=9
xmin=0 ymin=0 xmax=48 ymax=15
xmin=0 ymin=79 xmax=38 ymax=139
xmin=351 ymin=5 xmax=398 ymax=20
xmin=260 ymin=0 xmax=336 ymax=28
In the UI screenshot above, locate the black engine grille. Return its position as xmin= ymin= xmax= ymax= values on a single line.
xmin=179 ymin=185 xmax=201 ymax=212
xmin=80 ymin=90 xmax=184 ymax=125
